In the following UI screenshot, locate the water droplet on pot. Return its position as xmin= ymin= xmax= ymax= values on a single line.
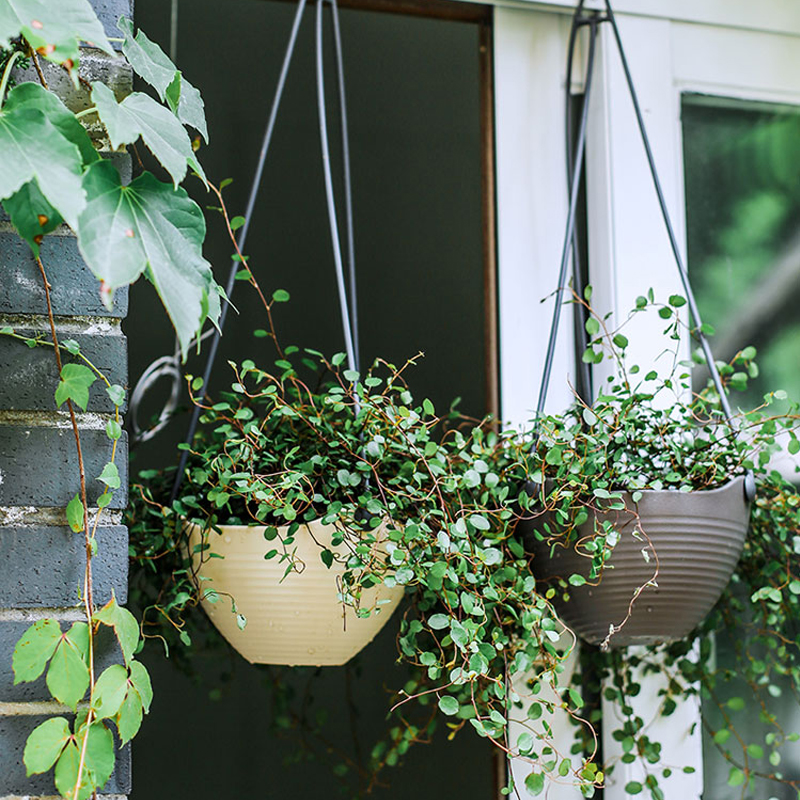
xmin=646 ymin=606 xmax=653 ymax=613
xmin=224 ymin=535 xmax=231 ymax=544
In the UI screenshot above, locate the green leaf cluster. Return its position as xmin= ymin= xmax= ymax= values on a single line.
xmin=0 ymin=2 xmax=220 ymax=356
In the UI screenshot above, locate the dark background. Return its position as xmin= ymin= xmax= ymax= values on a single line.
xmin=126 ymin=1 xmax=495 ymax=797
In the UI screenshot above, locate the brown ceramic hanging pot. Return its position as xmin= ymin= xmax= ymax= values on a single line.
xmin=520 ymin=476 xmax=751 ymax=648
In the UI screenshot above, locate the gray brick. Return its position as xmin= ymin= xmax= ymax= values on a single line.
xmin=0 ymin=715 xmax=131 ymax=795
xmin=0 ymin=233 xmax=128 ymax=318
xmin=0 ymin=331 xmax=127 ymax=413
xmin=0 ymin=623 xmax=122 ymax=701
xmin=0 ymin=526 xmax=128 ymax=609
xmin=0 ymin=427 xmax=128 ymax=508
xmin=91 ymin=0 xmax=134 ymax=47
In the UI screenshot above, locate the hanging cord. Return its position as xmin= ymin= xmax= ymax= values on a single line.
xmin=169 ymin=0 xmax=178 ymax=64
xmin=534 ymin=11 xmax=600 ymax=424
xmin=533 ymin=0 xmax=755 ymax=502
xmin=329 ymin=0 xmax=360 ymax=370
xmin=601 ymin=0 xmax=753 ymax=500
xmin=315 ymin=0 xmax=360 ymax=377
xmin=600 ymin=0 xmax=731 ymax=419
xmin=169 ymin=0 xmax=308 ymax=502
xmin=564 ymin=1 xmax=593 ymax=404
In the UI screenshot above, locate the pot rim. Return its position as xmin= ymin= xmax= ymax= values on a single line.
xmin=184 ymin=516 xmax=393 ymax=535
xmin=531 ymin=473 xmax=747 ymax=502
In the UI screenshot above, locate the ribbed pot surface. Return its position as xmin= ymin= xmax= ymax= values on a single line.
xmin=188 ymin=520 xmax=404 ymax=666
xmin=521 ymin=477 xmax=750 ymax=647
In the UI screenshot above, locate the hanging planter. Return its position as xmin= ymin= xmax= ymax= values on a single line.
xmin=187 ymin=518 xmax=403 ymax=665
xmin=520 ymin=476 xmax=751 ymax=647
xmin=511 ymin=288 xmax=769 ymax=648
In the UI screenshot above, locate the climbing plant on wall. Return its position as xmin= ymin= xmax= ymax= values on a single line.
xmin=0 ymin=1 xmax=222 ymax=796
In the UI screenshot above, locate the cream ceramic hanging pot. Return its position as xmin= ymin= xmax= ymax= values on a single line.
xmin=187 ymin=519 xmax=403 ymax=666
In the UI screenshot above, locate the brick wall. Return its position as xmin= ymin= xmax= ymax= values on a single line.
xmin=0 ymin=2 xmax=134 ymax=797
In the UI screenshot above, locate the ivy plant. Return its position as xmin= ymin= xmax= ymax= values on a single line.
xmin=0 ymin=1 xmax=224 ymax=797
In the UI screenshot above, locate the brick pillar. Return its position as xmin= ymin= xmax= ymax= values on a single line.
xmin=0 ymin=3 xmax=133 ymax=798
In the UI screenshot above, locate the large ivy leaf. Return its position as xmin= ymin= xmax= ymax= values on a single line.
xmin=5 ymin=81 xmax=99 ymax=165
xmin=92 ymin=594 xmax=140 ymax=664
xmin=77 ymin=160 xmax=221 ymax=357
xmin=0 ymin=0 xmax=113 ymax=68
xmin=92 ymin=82 xmax=203 ymax=186
xmin=0 ymin=104 xmax=86 ymax=228
xmin=23 ymin=717 xmax=71 ymax=775
xmin=12 ymin=618 xmax=61 ymax=683
xmin=1 ymin=82 xmax=96 ymax=252
xmin=55 ymin=363 xmax=97 ymax=411
xmin=46 ymin=623 xmax=90 ymax=710
xmin=92 ymin=664 xmax=128 ymax=720
xmin=118 ymin=17 xmax=207 ymax=142
xmin=116 ymin=687 xmax=143 ymax=744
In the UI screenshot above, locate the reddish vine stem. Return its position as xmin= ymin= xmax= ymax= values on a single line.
xmin=36 ymin=256 xmax=96 ymax=799
xmin=27 ymin=45 xmax=49 ymax=89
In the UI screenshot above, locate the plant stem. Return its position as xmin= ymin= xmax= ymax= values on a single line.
xmin=0 ymin=50 xmax=22 ymax=106
xmin=35 ymin=256 xmax=96 ymax=799
xmin=75 ymin=106 xmax=98 ymax=120
xmin=28 ymin=46 xmax=49 ymax=90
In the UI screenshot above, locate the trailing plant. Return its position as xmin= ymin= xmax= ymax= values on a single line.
xmin=511 ymin=289 xmax=800 ymax=799
xmin=0 ymin=2 xmax=230 ymax=797
xmin=128 ymin=345 xmax=601 ymax=797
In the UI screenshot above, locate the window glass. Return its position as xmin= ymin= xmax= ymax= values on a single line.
xmin=683 ymin=96 xmax=800 ymax=800
xmin=684 ymin=97 xmax=800 ymax=410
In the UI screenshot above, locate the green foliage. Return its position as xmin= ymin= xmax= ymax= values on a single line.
xmin=129 ymin=350 xmax=590 ymax=793
xmin=0 ymin=3 xmax=214 ymax=797
xmin=0 ymin=2 xmax=222 ymax=356
xmin=0 ymin=0 xmax=112 ymax=69
xmin=118 ymin=16 xmax=207 ymax=141
xmin=91 ymin=82 xmax=203 ymax=186
xmin=529 ymin=293 xmax=800 ymax=800
xmin=0 ymin=86 xmax=86 ymax=227
xmin=55 ymin=363 xmax=96 ymax=410
xmin=76 ymin=162 xmax=219 ymax=356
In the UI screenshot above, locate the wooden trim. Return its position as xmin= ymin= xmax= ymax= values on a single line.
xmin=338 ymin=0 xmax=489 ymax=22
xmin=479 ymin=17 xmax=500 ymax=421
xmin=262 ymin=0 xmax=490 ymax=24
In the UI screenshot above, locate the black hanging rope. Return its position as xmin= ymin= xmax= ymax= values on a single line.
xmin=534 ymin=9 xmax=600 ymax=423
xmin=564 ymin=0 xmax=592 ymax=405
xmin=535 ymin=0 xmax=754 ymax=501
xmin=170 ymin=0 xmax=360 ymax=501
